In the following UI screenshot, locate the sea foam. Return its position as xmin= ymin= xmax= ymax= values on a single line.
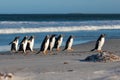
xmin=0 ymin=25 xmax=120 ymax=34
xmin=0 ymin=20 xmax=120 ymax=34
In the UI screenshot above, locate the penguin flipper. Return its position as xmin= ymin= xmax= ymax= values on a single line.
xmin=9 ymin=42 xmax=13 ymax=45
xmin=91 ymin=48 xmax=95 ymax=51
xmin=62 ymin=48 xmax=66 ymax=51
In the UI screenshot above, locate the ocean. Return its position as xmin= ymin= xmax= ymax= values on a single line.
xmin=0 ymin=14 xmax=120 ymax=52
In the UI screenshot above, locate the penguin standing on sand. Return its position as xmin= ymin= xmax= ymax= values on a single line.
xmin=37 ymin=35 xmax=50 ymax=55
xmin=54 ymin=34 xmax=63 ymax=51
xmin=63 ymin=35 xmax=74 ymax=51
xmin=91 ymin=34 xmax=105 ymax=52
xmin=26 ymin=36 xmax=34 ymax=52
xmin=9 ymin=36 xmax=20 ymax=52
xmin=48 ymin=34 xmax=56 ymax=52
xmin=19 ymin=36 xmax=28 ymax=53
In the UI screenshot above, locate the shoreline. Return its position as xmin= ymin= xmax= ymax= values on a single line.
xmin=0 ymin=38 xmax=120 ymax=55
xmin=0 ymin=39 xmax=120 ymax=80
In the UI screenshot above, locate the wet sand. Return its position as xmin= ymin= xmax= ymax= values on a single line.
xmin=0 ymin=39 xmax=120 ymax=80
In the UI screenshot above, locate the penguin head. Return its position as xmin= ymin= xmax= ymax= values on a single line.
xmin=60 ymin=34 xmax=64 ymax=37
xmin=30 ymin=35 xmax=34 ymax=39
xmin=16 ymin=36 xmax=20 ymax=39
xmin=70 ymin=35 xmax=74 ymax=38
xmin=52 ymin=34 xmax=57 ymax=37
xmin=26 ymin=36 xmax=28 ymax=38
xmin=24 ymin=36 xmax=28 ymax=40
xmin=101 ymin=34 xmax=106 ymax=37
xmin=50 ymin=34 xmax=56 ymax=38
xmin=46 ymin=35 xmax=50 ymax=39
xmin=14 ymin=36 xmax=20 ymax=40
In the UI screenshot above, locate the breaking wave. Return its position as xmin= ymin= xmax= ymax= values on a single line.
xmin=0 ymin=20 xmax=120 ymax=34
xmin=0 ymin=25 xmax=120 ymax=34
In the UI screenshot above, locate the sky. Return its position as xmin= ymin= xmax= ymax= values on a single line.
xmin=0 ymin=0 xmax=120 ymax=14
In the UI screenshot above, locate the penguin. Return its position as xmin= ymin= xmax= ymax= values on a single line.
xmin=26 ymin=36 xmax=34 ymax=52
xmin=91 ymin=34 xmax=105 ymax=52
xmin=9 ymin=36 xmax=20 ymax=52
xmin=63 ymin=35 xmax=74 ymax=51
xmin=54 ymin=34 xmax=63 ymax=51
xmin=48 ymin=34 xmax=56 ymax=52
xmin=19 ymin=36 xmax=28 ymax=53
xmin=37 ymin=35 xmax=50 ymax=55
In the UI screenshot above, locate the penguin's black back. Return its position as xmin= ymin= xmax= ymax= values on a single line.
xmin=40 ymin=35 xmax=49 ymax=51
xmin=11 ymin=43 xmax=16 ymax=51
xmin=54 ymin=35 xmax=62 ymax=48
xmin=19 ymin=44 xmax=24 ymax=51
xmin=48 ymin=35 xmax=56 ymax=50
xmin=29 ymin=36 xmax=34 ymax=41
xmin=19 ymin=36 xmax=27 ymax=51
xmin=20 ymin=36 xmax=27 ymax=44
xmin=91 ymin=34 xmax=105 ymax=51
xmin=26 ymin=36 xmax=34 ymax=51
xmin=9 ymin=36 xmax=19 ymax=45
xmin=64 ymin=35 xmax=73 ymax=50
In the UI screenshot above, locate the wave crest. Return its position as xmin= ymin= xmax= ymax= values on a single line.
xmin=0 ymin=25 xmax=120 ymax=34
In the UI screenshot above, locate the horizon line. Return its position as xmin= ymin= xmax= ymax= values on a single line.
xmin=0 ymin=13 xmax=120 ymax=15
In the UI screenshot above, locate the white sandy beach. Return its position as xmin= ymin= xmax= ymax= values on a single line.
xmin=0 ymin=39 xmax=120 ymax=80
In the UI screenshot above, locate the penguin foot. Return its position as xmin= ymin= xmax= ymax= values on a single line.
xmin=69 ymin=48 xmax=74 ymax=51
xmin=43 ymin=50 xmax=48 ymax=55
xmin=57 ymin=48 xmax=60 ymax=51
xmin=97 ymin=50 xmax=103 ymax=53
xmin=49 ymin=51 xmax=53 ymax=55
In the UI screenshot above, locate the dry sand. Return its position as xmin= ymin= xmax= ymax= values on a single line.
xmin=0 ymin=39 xmax=120 ymax=80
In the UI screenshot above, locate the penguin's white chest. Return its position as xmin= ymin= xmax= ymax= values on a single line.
xmin=68 ymin=38 xmax=73 ymax=49
xmin=13 ymin=40 xmax=19 ymax=50
xmin=98 ymin=37 xmax=105 ymax=50
xmin=15 ymin=40 xmax=19 ymax=50
xmin=58 ymin=37 xmax=63 ymax=47
xmin=45 ymin=39 xmax=49 ymax=51
xmin=30 ymin=39 xmax=34 ymax=50
xmin=23 ymin=40 xmax=28 ymax=50
xmin=50 ymin=37 xmax=55 ymax=48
